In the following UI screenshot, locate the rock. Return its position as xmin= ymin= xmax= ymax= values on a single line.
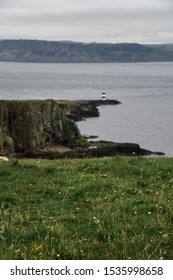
xmin=0 ymin=156 xmax=9 ymax=161
xmin=87 ymin=141 xmax=164 ymax=157
xmin=58 ymin=99 xmax=121 ymax=122
xmin=0 ymin=135 xmax=14 ymax=156
xmin=76 ymin=99 xmax=121 ymax=106
xmin=82 ymin=134 xmax=98 ymax=139
xmin=19 ymin=141 xmax=165 ymax=159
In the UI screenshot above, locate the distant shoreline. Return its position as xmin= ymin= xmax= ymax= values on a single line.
xmin=0 ymin=39 xmax=173 ymax=63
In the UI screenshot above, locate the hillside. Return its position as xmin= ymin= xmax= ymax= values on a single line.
xmin=0 ymin=39 xmax=173 ymax=62
xmin=0 ymin=157 xmax=173 ymax=259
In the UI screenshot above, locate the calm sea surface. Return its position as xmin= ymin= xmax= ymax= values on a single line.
xmin=0 ymin=61 xmax=173 ymax=156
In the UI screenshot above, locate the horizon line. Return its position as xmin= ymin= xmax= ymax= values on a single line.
xmin=0 ymin=38 xmax=173 ymax=45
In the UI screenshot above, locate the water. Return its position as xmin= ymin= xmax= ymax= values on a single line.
xmin=0 ymin=61 xmax=173 ymax=156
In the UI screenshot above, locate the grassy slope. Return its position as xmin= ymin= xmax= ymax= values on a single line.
xmin=0 ymin=157 xmax=173 ymax=260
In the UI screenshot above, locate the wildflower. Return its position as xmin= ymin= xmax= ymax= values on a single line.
xmin=148 ymin=212 xmax=151 ymax=215
xmin=93 ymin=216 xmax=100 ymax=223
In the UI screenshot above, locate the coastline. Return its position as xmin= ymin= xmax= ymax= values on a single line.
xmin=19 ymin=99 xmax=165 ymax=159
xmin=57 ymin=99 xmax=121 ymax=122
xmin=0 ymin=99 xmax=165 ymax=159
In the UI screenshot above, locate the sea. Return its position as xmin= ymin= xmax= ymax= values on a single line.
xmin=0 ymin=61 xmax=173 ymax=157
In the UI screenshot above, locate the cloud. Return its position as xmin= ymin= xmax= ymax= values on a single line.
xmin=0 ymin=0 xmax=172 ymax=43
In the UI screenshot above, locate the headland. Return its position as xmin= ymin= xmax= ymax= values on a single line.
xmin=0 ymin=99 xmax=164 ymax=159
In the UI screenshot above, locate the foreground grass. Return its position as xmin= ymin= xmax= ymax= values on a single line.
xmin=0 ymin=156 xmax=173 ymax=260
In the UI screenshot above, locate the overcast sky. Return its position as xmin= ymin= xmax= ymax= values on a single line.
xmin=0 ymin=0 xmax=173 ymax=43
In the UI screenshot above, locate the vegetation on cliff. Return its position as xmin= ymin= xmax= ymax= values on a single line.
xmin=0 ymin=100 xmax=82 ymax=156
xmin=0 ymin=157 xmax=173 ymax=259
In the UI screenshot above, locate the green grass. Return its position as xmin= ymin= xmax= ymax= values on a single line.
xmin=0 ymin=156 xmax=173 ymax=260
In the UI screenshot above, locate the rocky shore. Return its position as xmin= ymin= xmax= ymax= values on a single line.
xmin=57 ymin=99 xmax=121 ymax=121
xmin=20 ymin=141 xmax=164 ymax=159
xmin=0 ymin=99 xmax=165 ymax=159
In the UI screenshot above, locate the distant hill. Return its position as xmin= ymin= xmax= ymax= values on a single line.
xmin=0 ymin=39 xmax=173 ymax=62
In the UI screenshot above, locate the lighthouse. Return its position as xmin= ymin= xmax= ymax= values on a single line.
xmin=102 ymin=92 xmax=106 ymax=101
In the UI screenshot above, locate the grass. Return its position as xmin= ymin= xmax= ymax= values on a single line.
xmin=0 ymin=156 xmax=173 ymax=260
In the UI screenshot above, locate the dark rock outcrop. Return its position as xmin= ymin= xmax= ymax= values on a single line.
xmin=0 ymin=100 xmax=82 ymax=156
xmin=58 ymin=99 xmax=121 ymax=121
xmin=58 ymin=100 xmax=99 ymax=122
xmin=20 ymin=141 xmax=164 ymax=159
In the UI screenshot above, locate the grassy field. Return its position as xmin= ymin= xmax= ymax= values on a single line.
xmin=0 ymin=156 xmax=173 ymax=260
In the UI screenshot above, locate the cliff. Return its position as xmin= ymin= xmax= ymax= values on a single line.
xmin=0 ymin=100 xmax=82 ymax=156
xmin=0 ymin=39 xmax=173 ymax=62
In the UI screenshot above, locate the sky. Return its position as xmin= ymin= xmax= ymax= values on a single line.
xmin=0 ymin=0 xmax=173 ymax=44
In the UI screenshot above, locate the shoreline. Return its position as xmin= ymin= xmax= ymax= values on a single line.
xmin=0 ymin=99 xmax=165 ymax=159
xmin=57 ymin=99 xmax=121 ymax=122
xmin=18 ymin=140 xmax=165 ymax=160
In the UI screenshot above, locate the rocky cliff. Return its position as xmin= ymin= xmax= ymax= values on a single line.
xmin=0 ymin=100 xmax=82 ymax=156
